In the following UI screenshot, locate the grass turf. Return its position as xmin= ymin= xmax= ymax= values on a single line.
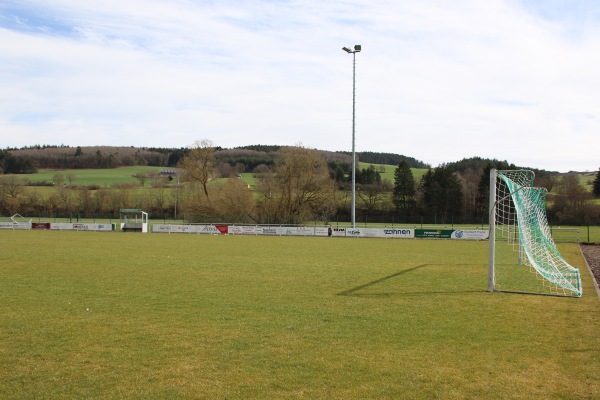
xmin=1 ymin=231 xmax=599 ymax=399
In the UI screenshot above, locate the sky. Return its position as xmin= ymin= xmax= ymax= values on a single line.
xmin=1 ymin=0 xmax=599 ymax=172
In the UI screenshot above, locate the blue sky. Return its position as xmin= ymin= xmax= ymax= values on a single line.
xmin=1 ymin=0 xmax=599 ymax=172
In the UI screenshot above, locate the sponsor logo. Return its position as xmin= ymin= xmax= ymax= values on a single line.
xmin=383 ymin=229 xmax=411 ymax=235
xmin=346 ymin=229 xmax=361 ymax=236
xmin=454 ymin=230 xmax=464 ymax=238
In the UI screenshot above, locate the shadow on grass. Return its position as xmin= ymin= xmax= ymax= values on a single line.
xmin=337 ymin=264 xmax=485 ymax=297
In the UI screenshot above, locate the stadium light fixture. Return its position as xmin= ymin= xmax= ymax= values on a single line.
xmin=342 ymin=44 xmax=361 ymax=228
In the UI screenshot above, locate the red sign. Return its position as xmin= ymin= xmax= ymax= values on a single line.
xmin=32 ymin=223 xmax=51 ymax=230
xmin=215 ymin=225 xmax=228 ymax=234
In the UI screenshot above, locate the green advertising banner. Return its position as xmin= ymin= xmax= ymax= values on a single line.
xmin=414 ymin=229 xmax=454 ymax=239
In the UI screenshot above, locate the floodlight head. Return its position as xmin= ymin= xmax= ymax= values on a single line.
xmin=354 ymin=44 xmax=362 ymax=52
xmin=342 ymin=46 xmax=352 ymax=53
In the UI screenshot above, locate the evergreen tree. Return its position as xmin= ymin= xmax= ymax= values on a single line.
xmin=594 ymin=168 xmax=600 ymax=198
xmin=392 ymin=160 xmax=415 ymax=215
xmin=475 ymin=163 xmax=493 ymax=218
xmin=419 ymin=166 xmax=463 ymax=223
xmin=355 ymin=165 xmax=381 ymax=185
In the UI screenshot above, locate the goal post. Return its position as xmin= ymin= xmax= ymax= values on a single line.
xmin=488 ymin=169 xmax=582 ymax=297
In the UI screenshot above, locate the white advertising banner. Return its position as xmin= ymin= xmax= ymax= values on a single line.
xmin=50 ymin=223 xmax=114 ymax=231
xmin=228 ymin=225 xmax=258 ymax=235
xmin=381 ymin=228 xmax=415 ymax=238
xmin=345 ymin=228 xmax=362 ymax=238
xmin=331 ymin=228 xmax=346 ymax=237
xmin=154 ymin=224 xmax=224 ymax=234
xmin=451 ymin=230 xmax=489 ymax=240
xmin=315 ymin=227 xmax=329 ymax=237
xmin=257 ymin=226 xmax=286 ymax=236
xmin=153 ymin=224 xmax=173 ymax=233
xmin=284 ymin=226 xmax=315 ymax=236
xmin=151 ymin=224 xmax=481 ymax=240
xmin=197 ymin=225 xmax=222 ymax=234
xmin=334 ymin=228 xmax=415 ymax=238
xmin=0 ymin=222 xmax=30 ymax=230
xmin=343 ymin=228 xmax=380 ymax=238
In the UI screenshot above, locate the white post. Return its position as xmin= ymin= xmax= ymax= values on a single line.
xmin=487 ymin=168 xmax=497 ymax=292
xmin=351 ymin=51 xmax=357 ymax=228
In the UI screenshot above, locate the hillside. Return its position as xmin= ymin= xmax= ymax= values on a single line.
xmin=2 ymin=145 xmax=428 ymax=174
xmin=1 ymin=145 xmax=586 ymax=176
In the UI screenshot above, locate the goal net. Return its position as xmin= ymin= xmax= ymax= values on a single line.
xmin=487 ymin=169 xmax=582 ymax=297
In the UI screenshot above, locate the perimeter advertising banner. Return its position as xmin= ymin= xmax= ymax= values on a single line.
xmin=344 ymin=228 xmax=415 ymax=238
xmin=50 ymin=223 xmax=114 ymax=231
xmin=151 ymin=225 xmax=487 ymax=240
xmin=451 ymin=230 xmax=489 ymax=240
xmin=0 ymin=222 xmax=31 ymax=230
xmin=415 ymin=229 xmax=454 ymax=239
xmin=382 ymin=228 xmax=415 ymax=238
xmin=331 ymin=228 xmax=347 ymax=237
xmin=152 ymin=224 xmax=228 ymax=234
xmin=228 ymin=225 xmax=258 ymax=235
xmin=256 ymin=226 xmax=286 ymax=236
xmin=32 ymin=223 xmax=51 ymax=230
xmin=314 ymin=227 xmax=330 ymax=237
xmin=415 ymin=229 xmax=488 ymax=240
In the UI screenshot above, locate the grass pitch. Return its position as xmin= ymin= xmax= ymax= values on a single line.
xmin=1 ymin=231 xmax=599 ymax=399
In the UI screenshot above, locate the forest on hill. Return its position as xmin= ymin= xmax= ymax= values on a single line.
xmin=0 ymin=144 xmax=556 ymax=175
xmin=0 ymin=144 xmax=431 ymax=175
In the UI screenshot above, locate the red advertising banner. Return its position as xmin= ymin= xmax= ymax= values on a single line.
xmin=31 ymin=223 xmax=51 ymax=230
xmin=215 ymin=225 xmax=229 ymax=234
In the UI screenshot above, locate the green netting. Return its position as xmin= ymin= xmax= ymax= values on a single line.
xmin=492 ymin=170 xmax=582 ymax=297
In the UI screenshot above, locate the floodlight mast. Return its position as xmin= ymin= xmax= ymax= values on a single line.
xmin=342 ymin=44 xmax=361 ymax=228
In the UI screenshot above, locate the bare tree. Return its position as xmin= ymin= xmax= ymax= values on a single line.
xmin=178 ymin=140 xmax=217 ymax=202
xmin=214 ymin=177 xmax=255 ymax=223
xmin=53 ymin=173 xmax=64 ymax=187
xmin=132 ymin=173 xmax=149 ymax=187
xmin=357 ymin=185 xmax=380 ymax=215
xmin=55 ymin=187 xmax=73 ymax=214
xmin=255 ymin=146 xmax=338 ymax=224
xmin=67 ymin=173 xmax=76 ymax=187
xmin=0 ymin=176 xmax=24 ymax=214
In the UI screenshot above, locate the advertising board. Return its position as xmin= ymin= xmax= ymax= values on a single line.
xmin=0 ymin=222 xmax=30 ymax=230
xmin=381 ymin=228 xmax=414 ymax=238
xmin=415 ymin=229 xmax=454 ymax=239
xmin=228 ymin=225 xmax=258 ymax=235
xmin=451 ymin=230 xmax=489 ymax=240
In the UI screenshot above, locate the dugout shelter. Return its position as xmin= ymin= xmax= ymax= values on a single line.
xmin=119 ymin=208 xmax=148 ymax=233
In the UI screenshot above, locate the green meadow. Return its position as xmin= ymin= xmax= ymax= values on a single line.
xmin=19 ymin=166 xmax=164 ymax=186
xmin=1 ymin=231 xmax=599 ymax=399
xmin=17 ymin=164 xmax=428 ymax=187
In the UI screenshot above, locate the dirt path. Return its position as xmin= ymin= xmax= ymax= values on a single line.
xmin=581 ymin=244 xmax=600 ymax=295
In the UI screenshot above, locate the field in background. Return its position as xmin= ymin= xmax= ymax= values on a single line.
xmin=13 ymin=164 xmax=431 ymax=187
xmin=1 ymin=231 xmax=598 ymax=399
xmin=18 ymin=166 xmax=164 ymax=186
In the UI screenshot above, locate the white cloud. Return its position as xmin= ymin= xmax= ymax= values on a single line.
xmin=0 ymin=0 xmax=598 ymax=172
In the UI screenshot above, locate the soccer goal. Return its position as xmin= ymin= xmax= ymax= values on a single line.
xmin=487 ymin=169 xmax=582 ymax=297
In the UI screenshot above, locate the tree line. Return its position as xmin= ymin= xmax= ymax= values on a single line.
xmin=1 ymin=143 xmax=598 ymax=226
xmin=1 ymin=145 xmax=428 ymax=176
